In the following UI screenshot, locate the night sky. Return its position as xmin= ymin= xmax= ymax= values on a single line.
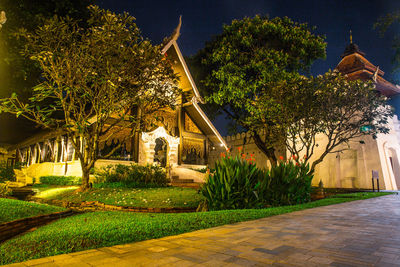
xmin=97 ymin=0 xmax=400 ymax=136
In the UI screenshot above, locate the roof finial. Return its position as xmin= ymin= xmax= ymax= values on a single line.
xmin=170 ymin=15 xmax=182 ymax=43
xmin=349 ymin=30 xmax=353 ymax=44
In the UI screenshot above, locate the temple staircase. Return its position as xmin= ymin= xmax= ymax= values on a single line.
xmin=170 ymin=165 xmax=207 ymax=189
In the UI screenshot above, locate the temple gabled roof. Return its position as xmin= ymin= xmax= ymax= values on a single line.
xmin=336 ymin=42 xmax=400 ymax=97
xmin=161 ymin=18 xmax=227 ymax=149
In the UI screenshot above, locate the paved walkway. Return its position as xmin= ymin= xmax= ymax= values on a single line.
xmin=5 ymin=195 xmax=400 ymax=267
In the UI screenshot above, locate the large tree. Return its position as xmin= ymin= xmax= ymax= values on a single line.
xmin=0 ymin=6 xmax=179 ymax=189
xmin=193 ymin=15 xmax=326 ymax=164
xmin=275 ymin=71 xmax=392 ymax=172
xmin=0 ymin=0 xmax=94 ymax=143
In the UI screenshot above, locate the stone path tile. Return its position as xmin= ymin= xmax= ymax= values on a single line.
xmin=3 ymin=194 xmax=400 ymax=266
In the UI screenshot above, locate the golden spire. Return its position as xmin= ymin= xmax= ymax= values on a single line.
xmin=350 ymin=30 xmax=353 ymax=44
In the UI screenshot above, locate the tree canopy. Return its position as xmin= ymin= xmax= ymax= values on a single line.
xmin=193 ymin=15 xmax=327 ymax=164
xmin=0 ymin=6 xmax=179 ymax=189
xmin=0 ymin=0 xmax=94 ymax=143
xmin=280 ymin=71 xmax=392 ymax=171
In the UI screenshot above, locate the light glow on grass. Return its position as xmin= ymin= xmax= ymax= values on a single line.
xmin=34 ymin=186 xmax=78 ymax=199
xmin=36 ymin=187 xmax=203 ymax=208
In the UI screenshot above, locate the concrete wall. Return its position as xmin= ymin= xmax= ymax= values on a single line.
xmin=208 ymin=131 xmax=284 ymax=171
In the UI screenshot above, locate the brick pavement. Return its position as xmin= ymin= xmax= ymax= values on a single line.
xmin=4 ymin=194 xmax=400 ymax=266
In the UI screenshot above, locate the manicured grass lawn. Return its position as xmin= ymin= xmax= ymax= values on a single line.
xmin=0 ymin=192 xmax=390 ymax=265
xmin=0 ymin=198 xmax=66 ymax=224
xmin=36 ymin=186 xmax=204 ymax=208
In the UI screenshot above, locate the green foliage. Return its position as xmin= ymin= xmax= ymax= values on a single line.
xmin=0 ymin=198 xmax=65 ymax=224
xmin=280 ymin=71 xmax=392 ymax=171
xmin=0 ymin=1 xmax=94 ymax=145
xmin=264 ymin=157 xmax=313 ymax=206
xmin=0 ymin=183 xmax=12 ymax=197
xmin=0 ymin=163 xmax=15 ymax=182
xmin=193 ymin=15 xmax=326 ymax=163
xmin=201 ymin=154 xmax=267 ymax=210
xmin=94 ymin=164 xmax=168 ymax=188
xmin=0 ymin=0 xmax=94 ymax=97
xmin=39 ymin=176 xmax=81 ymax=185
xmin=202 ymin=153 xmax=314 ymax=210
xmin=0 ymin=192 xmax=389 ymax=265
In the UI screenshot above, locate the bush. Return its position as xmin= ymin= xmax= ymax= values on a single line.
xmin=94 ymin=164 xmax=168 ymax=188
xmin=0 ymin=163 xmax=16 ymax=183
xmin=201 ymin=153 xmax=267 ymax=210
xmin=0 ymin=183 xmax=12 ymax=197
xmin=201 ymin=151 xmax=314 ymax=210
xmin=264 ymin=157 xmax=313 ymax=206
xmin=39 ymin=176 xmax=82 ymax=185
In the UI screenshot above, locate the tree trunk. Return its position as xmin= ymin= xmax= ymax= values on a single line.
xmin=252 ymin=133 xmax=277 ymax=166
xmin=81 ymin=167 xmax=90 ymax=190
xmin=131 ymin=107 xmax=141 ymax=162
xmin=310 ymin=150 xmax=329 ymax=173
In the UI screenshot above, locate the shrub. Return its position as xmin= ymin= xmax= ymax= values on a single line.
xmin=201 ymin=151 xmax=314 ymax=210
xmin=0 ymin=163 xmax=16 ymax=183
xmin=264 ymin=156 xmax=313 ymax=206
xmin=39 ymin=176 xmax=82 ymax=185
xmin=201 ymin=153 xmax=267 ymax=210
xmin=0 ymin=183 xmax=12 ymax=197
xmin=94 ymin=164 xmax=168 ymax=188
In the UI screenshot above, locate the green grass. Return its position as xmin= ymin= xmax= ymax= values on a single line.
xmin=36 ymin=187 xmax=204 ymax=208
xmin=0 ymin=192 xmax=391 ymax=265
xmin=0 ymin=198 xmax=66 ymax=224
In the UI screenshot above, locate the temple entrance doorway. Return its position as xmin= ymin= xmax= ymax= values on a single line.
xmin=154 ymin=137 xmax=168 ymax=167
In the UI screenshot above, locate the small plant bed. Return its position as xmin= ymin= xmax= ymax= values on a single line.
xmin=34 ymin=187 xmax=204 ymax=209
xmin=0 ymin=192 xmax=390 ymax=265
xmin=0 ymin=198 xmax=66 ymax=224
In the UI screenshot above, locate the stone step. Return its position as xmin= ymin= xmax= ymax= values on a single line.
xmin=171 ymin=178 xmax=195 ymax=183
xmin=170 ymin=182 xmax=202 ymax=189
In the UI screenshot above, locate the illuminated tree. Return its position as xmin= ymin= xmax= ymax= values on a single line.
xmin=276 ymin=71 xmax=392 ymax=171
xmin=194 ymin=15 xmax=326 ymax=165
xmin=0 ymin=0 xmax=94 ymax=143
xmin=0 ymin=6 xmax=179 ymax=189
